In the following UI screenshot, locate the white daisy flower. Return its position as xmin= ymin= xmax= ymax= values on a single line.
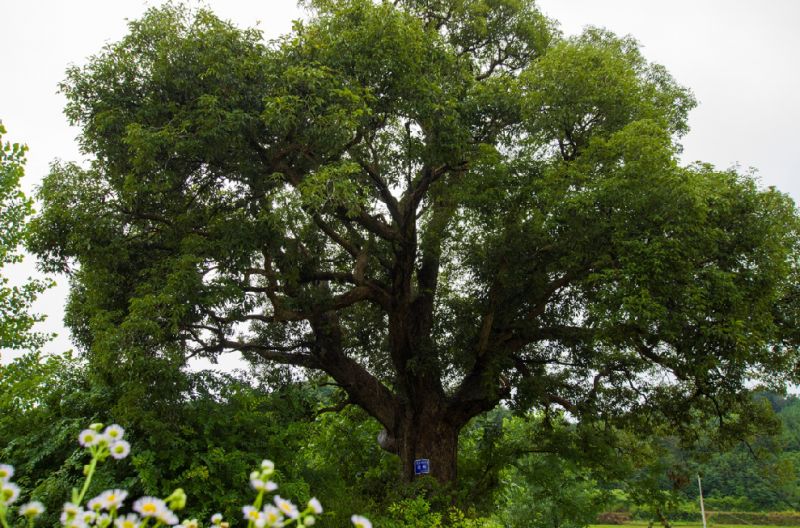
xmin=210 ymin=513 xmax=223 ymax=525
xmin=98 ymin=489 xmax=128 ymax=510
xmin=18 ymin=501 xmax=45 ymax=518
xmin=242 ymin=505 xmax=262 ymax=524
xmin=308 ymin=497 xmax=323 ymax=514
xmin=64 ymin=519 xmax=88 ymax=528
xmin=78 ymin=429 xmax=100 ymax=447
xmin=115 ymin=513 xmax=140 ymax=528
xmin=133 ymin=496 xmax=167 ymax=518
xmin=157 ymin=508 xmax=179 ymax=525
xmin=0 ymin=464 xmax=13 ymax=481
xmin=351 ymin=515 xmax=372 ymax=528
xmin=81 ymin=509 xmax=97 ymax=524
xmin=261 ymin=506 xmax=282 ymax=527
xmin=62 ymin=502 xmax=81 ymax=518
xmin=181 ymin=518 xmax=199 ymax=528
xmin=250 ymin=477 xmax=278 ymax=492
xmin=61 ymin=506 xmax=85 ymax=526
xmin=109 ymin=440 xmax=131 ymax=460
xmin=87 ymin=496 xmax=103 ymax=511
xmin=273 ymin=496 xmax=299 ymax=519
xmin=104 ymin=425 xmax=125 ymax=441
xmin=0 ymin=482 xmax=20 ymax=505
xmin=96 ymin=513 xmax=113 ymax=528
xmin=96 ymin=433 xmax=114 ymax=448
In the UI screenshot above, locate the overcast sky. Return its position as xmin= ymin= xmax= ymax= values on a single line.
xmin=1 ymin=0 xmax=798 ymax=364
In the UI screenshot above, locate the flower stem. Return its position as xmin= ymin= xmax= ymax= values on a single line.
xmin=76 ymin=455 xmax=99 ymax=505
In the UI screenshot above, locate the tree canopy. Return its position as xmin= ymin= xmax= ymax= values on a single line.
xmin=30 ymin=0 xmax=800 ymax=483
xmin=0 ymin=122 xmax=50 ymax=352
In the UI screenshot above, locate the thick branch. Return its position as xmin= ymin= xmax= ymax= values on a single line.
xmin=310 ymin=311 xmax=398 ymax=430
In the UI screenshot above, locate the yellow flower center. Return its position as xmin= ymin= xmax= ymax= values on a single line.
xmin=143 ymin=503 xmax=157 ymax=514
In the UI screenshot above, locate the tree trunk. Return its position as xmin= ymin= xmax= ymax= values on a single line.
xmin=394 ymin=407 xmax=460 ymax=484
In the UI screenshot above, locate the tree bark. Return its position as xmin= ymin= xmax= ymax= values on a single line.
xmin=394 ymin=406 xmax=460 ymax=484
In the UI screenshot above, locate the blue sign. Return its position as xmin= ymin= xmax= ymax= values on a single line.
xmin=414 ymin=459 xmax=430 ymax=475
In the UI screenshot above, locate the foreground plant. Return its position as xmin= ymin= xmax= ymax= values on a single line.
xmin=0 ymin=424 xmax=369 ymax=528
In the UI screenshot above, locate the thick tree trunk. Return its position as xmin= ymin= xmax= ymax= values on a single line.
xmin=394 ymin=407 xmax=460 ymax=484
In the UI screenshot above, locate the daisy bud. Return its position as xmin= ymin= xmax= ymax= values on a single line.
xmin=165 ymin=488 xmax=187 ymax=510
xmin=308 ymin=497 xmax=323 ymax=514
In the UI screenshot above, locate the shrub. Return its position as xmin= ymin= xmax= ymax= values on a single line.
xmin=0 ymin=423 xmax=371 ymax=528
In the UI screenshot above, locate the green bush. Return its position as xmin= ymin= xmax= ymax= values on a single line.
xmin=1 ymin=422 xmax=371 ymax=528
xmin=374 ymin=497 xmax=498 ymax=528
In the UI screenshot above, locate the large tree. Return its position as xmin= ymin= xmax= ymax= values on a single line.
xmin=30 ymin=0 xmax=800 ymax=483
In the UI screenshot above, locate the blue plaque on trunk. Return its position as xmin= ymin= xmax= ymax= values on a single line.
xmin=414 ymin=458 xmax=430 ymax=475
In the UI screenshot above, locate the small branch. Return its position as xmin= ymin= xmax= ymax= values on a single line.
xmin=356 ymin=158 xmax=401 ymax=224
xmin=316 ymin=398 xmax=354 ymax=416
xmin=312 ymin=214 xmax=361 ymax=259
xmin=220 ymin=339 xmax=320 ymax=369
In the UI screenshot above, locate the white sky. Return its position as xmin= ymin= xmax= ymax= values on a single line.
xmin=1 ymin=0 xmax=798 ymax=364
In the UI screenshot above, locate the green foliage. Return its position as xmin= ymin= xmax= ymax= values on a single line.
xmin=1 ymin=416 xmax=332 ymax=528
xmin=0 ymin=123 xmax=51 ymax=352
xmin=295 ymin=406 xmax=398 ymax=521
xmin=0 ymin=352 xmax=327 ymax=525
xmin=26 ymin=0 xmax=800 ymax=489
xmin=370 ymin=496 xmax=498 ymax=528
xmin=7 ymin=348 xmax=800 ymax=524
xmin=707 ymin=512 xmax=800 ymax=525
xmin=461 ymin=412 xmax=625 ymax=528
